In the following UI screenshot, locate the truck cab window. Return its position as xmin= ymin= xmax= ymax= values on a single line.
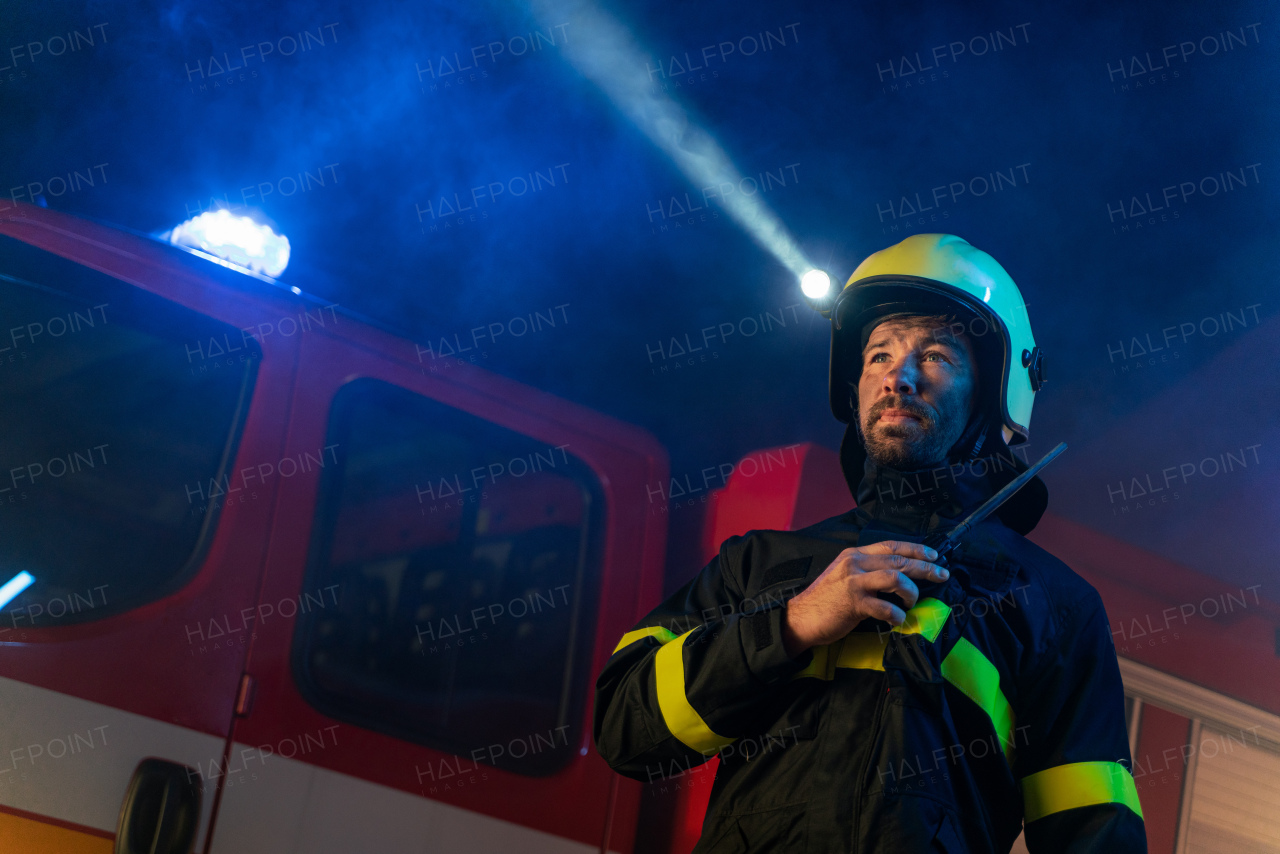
xmin=294 ymin=378 xmax=602 ymax=776
xmin=0 ymin=236 xmax=257 ymax=627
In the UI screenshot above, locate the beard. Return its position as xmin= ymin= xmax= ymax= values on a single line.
xmin=861 ymin=393 xmax=969 ymax=470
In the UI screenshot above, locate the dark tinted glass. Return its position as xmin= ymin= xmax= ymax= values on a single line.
xmin=294 ymin=378 xmax=601 ymax=776
xmin=0 ymin=235 xmax=257 ymax=628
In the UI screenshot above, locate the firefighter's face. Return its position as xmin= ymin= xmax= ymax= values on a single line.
xmin=857 ymin=318 xmax=977 ymax=470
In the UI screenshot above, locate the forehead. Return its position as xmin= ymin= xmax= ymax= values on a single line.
xmin=863 ymin=317 xmax=966 ymax=351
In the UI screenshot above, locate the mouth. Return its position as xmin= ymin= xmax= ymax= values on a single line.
xmin=877 ymin=409 xmax=922 ymax=425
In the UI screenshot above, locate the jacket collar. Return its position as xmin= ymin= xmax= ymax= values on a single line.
xmin=839 ymin=419 xmax=1049 ymax=537
xmin=852 ymin=457 xmax=996 ymax=536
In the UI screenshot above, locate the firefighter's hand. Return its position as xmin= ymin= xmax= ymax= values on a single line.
xmin=780 ymin=541 xmax=947 ymax=658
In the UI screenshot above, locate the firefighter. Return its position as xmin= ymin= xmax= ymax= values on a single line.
xmin=594 ymin=234 xmax=1146 ymax=852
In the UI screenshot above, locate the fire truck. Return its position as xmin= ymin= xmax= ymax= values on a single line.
xmin=0 ymin=203 xmax=1276 ymax=853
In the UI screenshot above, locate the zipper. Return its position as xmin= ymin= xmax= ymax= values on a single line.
xmin=850 ymin=670 xmax=891 ymax=853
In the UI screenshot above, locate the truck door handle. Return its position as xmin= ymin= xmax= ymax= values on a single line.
xmin=115 ymin=758 xmax=203 ymax=854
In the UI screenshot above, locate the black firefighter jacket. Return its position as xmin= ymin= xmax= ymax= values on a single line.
xmin=594 ymin=456 xmax=1147 ymax=853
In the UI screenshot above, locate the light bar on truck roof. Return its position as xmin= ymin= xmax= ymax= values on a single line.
xmin=162 ymin=209 xmax=290 ymax=279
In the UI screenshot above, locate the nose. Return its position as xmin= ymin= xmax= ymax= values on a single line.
xmin=880 ymin=357 xmax=919 ymax=396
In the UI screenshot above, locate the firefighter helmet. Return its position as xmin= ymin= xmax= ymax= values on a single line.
xmin=829 ymin=233 xmax=1043 ymax=446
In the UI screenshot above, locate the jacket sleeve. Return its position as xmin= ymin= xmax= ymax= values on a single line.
xmin=1017 ymin=588 xmax=1147 ymax=853
xmin=593 ymin=537 xmax=813 ymax=783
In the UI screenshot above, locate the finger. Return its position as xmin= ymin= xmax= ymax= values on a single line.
xmin=857 ymin=540 xmax=939 ymax=563
xmin=865 ymin=597 xmax=907 ymax=627
xmin=858 ymin=569 xmax=920 ymax=611
xmin=856 ymin=554 xmax=948 ymax=582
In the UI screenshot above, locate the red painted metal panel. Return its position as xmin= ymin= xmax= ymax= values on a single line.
xmin=699 ymin=443 xmax=849 ymax=566
xmin=1030 ymin=514 xmax=1280 ymax=716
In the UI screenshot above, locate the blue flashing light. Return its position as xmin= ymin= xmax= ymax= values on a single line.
xmin=164 ymin=210 xmax=290 ymax=279
xmin=0 ymin=571 xmax=35 ymax=609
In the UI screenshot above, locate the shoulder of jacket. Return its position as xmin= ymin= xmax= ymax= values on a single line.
xmin=716 ymin=514 xmax=858 ymax=586
xmin=718 ymin=510 xmax=857 ymax=555
xmin=987 ymin=524 xmax=1105 ymax=627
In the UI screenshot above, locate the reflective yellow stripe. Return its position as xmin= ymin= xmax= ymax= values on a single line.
xmin=794 ymin=643 xmax=834 ymax=681
xmin=655 ymin=630 xmax=736 ymax=754
xmin=941 ymin=637 xmax=1017 ymax=762
xmin=609 ymin=627 xmax=680 ymax=655
xmin=1022 ymin=761 xmax=1144 ymax=822
xmin=835 ymin=632 xmax=888 ymax=670
xmin=792 ymin=599 xmax=951 ymax=682
xmin=895 ymin=597 xmax=950 ymax=642
xmin=612 ymin=625 xmax=678 ymax=654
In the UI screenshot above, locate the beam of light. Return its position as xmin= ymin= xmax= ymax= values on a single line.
xmin=532 ymin=0 xmax=815 ymax=281
xmin=0 ymin=571 xmax=35 ymax=610
xmin=162 ymin=210 xmax=291 ymax=279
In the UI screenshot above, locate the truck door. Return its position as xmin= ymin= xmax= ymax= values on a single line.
xmin=0 ymin=223 xmax=296 ymax=852
xmin=209 ymin=321 xmax=667 ymax=852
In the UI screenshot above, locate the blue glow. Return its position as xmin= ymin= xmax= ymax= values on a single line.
xmin=0 ymin=571 xmax=35 ymax=610
xmin=164 ymin=210 xmax=291 ymax=278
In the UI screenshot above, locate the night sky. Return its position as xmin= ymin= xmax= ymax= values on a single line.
xmin=3 ymin=0 xmax=1277 ymax=589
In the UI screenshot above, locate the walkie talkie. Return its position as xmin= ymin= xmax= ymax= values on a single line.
xmin=923 ymin=442 xmax=1068 ymax=568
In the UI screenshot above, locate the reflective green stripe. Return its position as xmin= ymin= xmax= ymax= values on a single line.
xmin=1022 ymin=762 xmax=1144 ymax=822
xmin=893 ymin=597 xmax=950 ymax=642
xmin=612 ymin=625 xmax=678 ymax=655
xmin=941 ymin=637 xmax=1016 ymax=762
xmin=654 ymin=630 xmax=736 ymax=754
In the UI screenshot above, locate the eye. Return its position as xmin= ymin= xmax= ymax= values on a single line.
xmin=923 ymin=351 xmax=950 ymax=363
xmin=868 ymin=352 xmax=889 ymax=364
